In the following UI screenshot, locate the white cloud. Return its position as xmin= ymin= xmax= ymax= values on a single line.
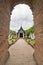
xmin=10 ymin=4 xmax=34 ymax=32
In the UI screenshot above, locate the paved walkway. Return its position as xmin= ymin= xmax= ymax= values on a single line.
xmin=5 ymin=38 xmax=36 ymax=65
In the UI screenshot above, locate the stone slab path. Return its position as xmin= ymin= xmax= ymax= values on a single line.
xmin=5 ymin=38 xmax=36 ymax=65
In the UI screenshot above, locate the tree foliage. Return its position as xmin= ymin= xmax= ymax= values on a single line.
xmin=9 ymin=30 xmax=16 ymax=35
xmin=25 ymin=26 xmax=34 ymax=36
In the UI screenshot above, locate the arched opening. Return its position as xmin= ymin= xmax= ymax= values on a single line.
xmin=5 ymin=3 xmax=36 ymax=65
xmin=8 ymin=4 xmax=35 ymax=46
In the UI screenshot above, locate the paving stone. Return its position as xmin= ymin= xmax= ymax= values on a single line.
xmin=5 ymin=38 xmax=36 ymax=65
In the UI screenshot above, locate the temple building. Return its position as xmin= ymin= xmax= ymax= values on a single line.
xmin=17 ymin=27 xmax=25 ymax=38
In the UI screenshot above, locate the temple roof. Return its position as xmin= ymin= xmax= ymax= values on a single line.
xmin=17 ymin=26 xmax=25 ymax=34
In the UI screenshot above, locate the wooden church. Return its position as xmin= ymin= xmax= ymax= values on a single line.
xmin=17 ymin=26 xmax=25 ymax=38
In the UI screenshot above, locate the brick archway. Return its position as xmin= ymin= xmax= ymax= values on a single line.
xmin=0 ymin=0 xmax=43 ymax=65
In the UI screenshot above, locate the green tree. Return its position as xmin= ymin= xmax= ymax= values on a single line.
xmin=9 ymin=30 xmax=16 ymax=35
xmin=25 ymin=26 xmax=34 ymax=36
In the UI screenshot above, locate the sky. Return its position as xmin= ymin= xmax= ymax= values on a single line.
xmin=10 ymin=4 xmax=34 ymax=32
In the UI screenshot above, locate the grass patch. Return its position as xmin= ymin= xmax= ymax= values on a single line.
xmin=8 ymin=36 xmax=17 ymax=45
xmin=25 ymin=38 xmax=35 ymax=46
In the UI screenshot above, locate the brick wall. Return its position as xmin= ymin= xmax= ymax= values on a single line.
xmin=33 ymin=0 xmax=43 ymax=65
xmin=0 ymin=1 xmax=10 ymax=65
